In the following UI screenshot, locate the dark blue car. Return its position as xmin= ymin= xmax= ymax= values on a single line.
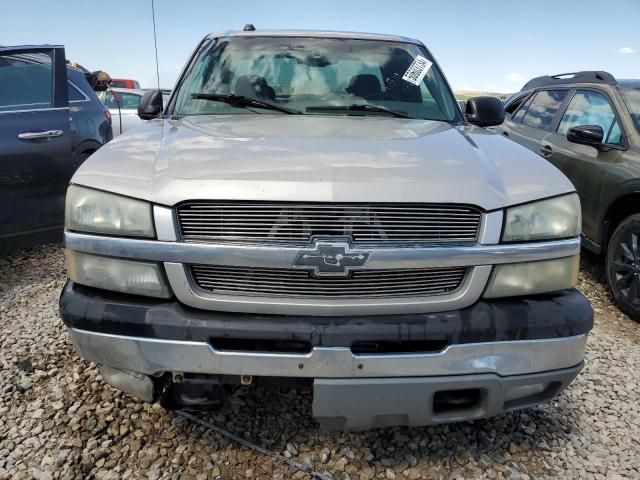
xmin=0 ymin=45 xmax=112 ymax=252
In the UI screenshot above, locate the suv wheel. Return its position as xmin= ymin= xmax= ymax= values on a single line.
xmin=606 ymin=213 xmax=640 ymax=322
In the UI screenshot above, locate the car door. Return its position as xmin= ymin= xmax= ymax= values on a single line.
xmin=116 ymin=91 xmax=143 ymax=134
xmin=100 ymin=90 xmax=142 ymax=136
xmin=540 ymin=89 xmax=625 ymax=241
xmin=0 ymin=46 xmax=72 ymax=245
xmin=500 ymin=89 xmax=571 ymax=154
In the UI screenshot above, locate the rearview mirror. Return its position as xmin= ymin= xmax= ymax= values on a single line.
xmin=567 ymin=125 xmax=605 ymax=149
xmin=138 ymin=89 xmax=163 ymax=120
xmin=465 ymin=96 xmax=505 ymax=127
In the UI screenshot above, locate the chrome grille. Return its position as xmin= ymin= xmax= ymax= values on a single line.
xmin=177 ymin=202 xmax=482 ymax=244
xmin=190 ymin=265 xmax=467 ymax=298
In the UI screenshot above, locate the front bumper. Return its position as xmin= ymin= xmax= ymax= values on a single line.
xmin=61 ymin=282 xmax=592 ymax=378
xmin=60 ymin=282 xmax=592 ymax=429
xmin=68 ymin=327 xmax=587 ymax=379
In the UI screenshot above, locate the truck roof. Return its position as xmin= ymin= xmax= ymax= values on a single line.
xmin=206 ymin=29 xmax=423 ymax=46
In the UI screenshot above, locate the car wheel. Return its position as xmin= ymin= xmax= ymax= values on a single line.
xmin=72 ymin=150 xmax=95 ymax=170
xmin=606 ymin=213 xmax=640 ymax=322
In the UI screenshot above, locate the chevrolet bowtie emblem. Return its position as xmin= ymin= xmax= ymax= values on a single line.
xmin=293 ymin=241 xmax=370 ymax=277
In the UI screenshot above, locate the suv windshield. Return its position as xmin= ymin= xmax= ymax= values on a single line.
xmin=620 ymin=86 xmax=640 ymax=133
xmin=171 ymin=36 xmax=460 ymax=121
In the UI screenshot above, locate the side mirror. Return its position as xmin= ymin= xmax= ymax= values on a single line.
xmin=465 ymin=96 xmax=505 ymax=127
xmin=138 ymin=89 xmax=163 ymax=120
xmin=567 ymin=125 xmax=604 ymax=149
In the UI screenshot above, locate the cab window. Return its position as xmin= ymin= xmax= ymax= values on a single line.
xmin=558 ymin=90 xmax=623 ymax=145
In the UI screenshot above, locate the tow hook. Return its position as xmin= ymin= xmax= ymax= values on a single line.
xmin=160 ymin=374 xmax=227 ymax=411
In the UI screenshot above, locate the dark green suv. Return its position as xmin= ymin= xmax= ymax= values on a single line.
xmin=499 ymin=71 xmax=640 ymax=321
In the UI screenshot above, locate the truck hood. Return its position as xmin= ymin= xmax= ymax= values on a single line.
xmin=73 ymin=115 xmax=575 ymax=210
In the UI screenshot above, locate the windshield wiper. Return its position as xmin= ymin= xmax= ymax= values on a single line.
xmin=191 ymin=93 xmax=301 ymax=114
xmin=306 ymin=103 xmax=410 ymax=118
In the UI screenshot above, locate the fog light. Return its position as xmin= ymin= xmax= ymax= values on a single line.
xmin=99 ymin=365 xmax=155 ymax=402
xmin=483 ymin=256 xmax=579 ymax=298
xmin=66 ymin=250 xmax=171 ymax=298
xmin=504 ymin=383 xmax=548 ymax=402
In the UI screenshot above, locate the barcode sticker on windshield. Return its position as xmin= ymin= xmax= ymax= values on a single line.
xmin=402 ymin=55 xmax=433 ymax=86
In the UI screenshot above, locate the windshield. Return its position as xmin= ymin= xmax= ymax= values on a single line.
xmin=171 ymin=36 xmax=460 ymax=121
xmin=620 ymin=86 xmax=640 ymax=133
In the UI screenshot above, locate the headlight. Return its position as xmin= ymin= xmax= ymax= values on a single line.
xmin=502 ymin=194 xmax=580 ymax=242
xmin=67 ymin=250 xmax=171 ymax=298
xmin=65 ymin=185 xmax=154 ymax=237
xmin=483 ymin=256 xmax=579 ymax=298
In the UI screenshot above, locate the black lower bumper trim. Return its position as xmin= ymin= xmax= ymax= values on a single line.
xmin=59 ymin=282 xmax=593 ymax=347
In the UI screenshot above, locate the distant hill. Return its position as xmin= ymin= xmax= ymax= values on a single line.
xmin=454 ymin=90 xmax=513 ymax=101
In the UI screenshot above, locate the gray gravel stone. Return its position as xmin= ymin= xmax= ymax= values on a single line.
xmin=0 ymin=246 xmax=639 ymax=479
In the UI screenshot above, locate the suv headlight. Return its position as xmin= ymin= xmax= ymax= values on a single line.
xmin=502 ymin=194 xmax=581 ymax=242
xmin=65 ymin=185 xmax=155 ymax=237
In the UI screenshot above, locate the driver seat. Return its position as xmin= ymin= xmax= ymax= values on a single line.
xmin=234 ymin=75 xmax=276 ymax=101
xmin=346 ymin=74 xmax=382 ymax=98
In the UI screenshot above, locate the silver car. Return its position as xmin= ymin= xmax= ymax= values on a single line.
xmin=97 ymin=87 xmax=145 ymax=136
xmin=60 ymin=29 xmax=592 ymax=430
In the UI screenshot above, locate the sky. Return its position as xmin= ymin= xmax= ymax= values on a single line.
xmin=1 ymin=0 xmax=639 ymax=93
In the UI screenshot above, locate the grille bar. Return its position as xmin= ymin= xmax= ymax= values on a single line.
xmin=177 ymin=202 xmax=482 ymax=244
xmin=191 ymin=265 xmax=467 ymax=298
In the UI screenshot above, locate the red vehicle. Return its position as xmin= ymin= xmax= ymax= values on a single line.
xmin=110 ymin=78 xmax=140 ymax=89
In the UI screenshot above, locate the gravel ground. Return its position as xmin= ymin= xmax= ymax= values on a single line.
xmin=0 ymin=245 xmax=639 ymax=480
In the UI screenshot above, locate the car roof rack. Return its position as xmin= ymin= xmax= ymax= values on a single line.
xmin=521 ymin=71 xmax=617 ymax=91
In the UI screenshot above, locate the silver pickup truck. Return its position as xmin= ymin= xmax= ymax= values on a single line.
xmin=59 ymin=28 xmax=593 ymax=430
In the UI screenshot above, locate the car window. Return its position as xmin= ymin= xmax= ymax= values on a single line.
xmin=68 ymin=83 xmax=86 ymax=102
xmin=505 ymin=94 xmax=528 ymax=116
xmin=0 ymin=56 xmax=53 ymax=112
xmin=558 ymin=90 xmax=622 ymax=145
xmin=100 ymin=91 xmax=115 ymax=108
xmin=520 ymin=90 xmax=568 ymax=130
xmin=119 ymin=92 xmax=141 ymax=109
xmin=511 ymin=95 xmax=534 ymax=123
xmin=607 ymin=120 xmax=623 ymax=145
xmin=102 ymin=91 xmax=141 ymax=109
